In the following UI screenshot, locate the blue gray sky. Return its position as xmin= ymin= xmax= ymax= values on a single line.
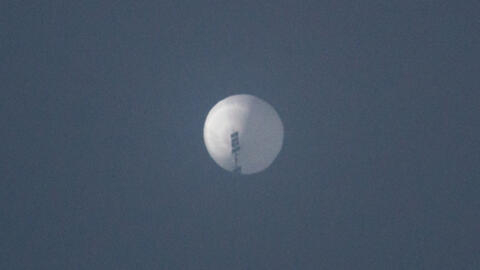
xmin=2 ymin=1 xmax=479 ymax=269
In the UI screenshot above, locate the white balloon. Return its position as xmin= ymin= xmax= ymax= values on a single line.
xmin=203 ymin=94 xmax=284 ymax=174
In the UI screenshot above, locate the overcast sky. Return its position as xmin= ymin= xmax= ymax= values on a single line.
xmin=2 ymin=1 xmax=479 ymax=269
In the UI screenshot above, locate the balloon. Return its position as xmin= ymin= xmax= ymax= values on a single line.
xmin=203 ymin=94 xmax=284 ymax=174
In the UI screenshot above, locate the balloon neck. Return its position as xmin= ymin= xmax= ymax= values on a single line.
xmin=231 ymin=131 xmax=242 ymax=174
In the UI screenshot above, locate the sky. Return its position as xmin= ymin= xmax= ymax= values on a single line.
xmin=1 ymin=1 xmax=479 ymax=269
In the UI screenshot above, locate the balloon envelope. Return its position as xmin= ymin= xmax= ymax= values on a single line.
xmin=203 ymin=94 xmax=284 ymax=174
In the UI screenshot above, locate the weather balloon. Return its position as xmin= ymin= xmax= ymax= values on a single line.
xmin=203 ymin=94 xmax=284 ymax=174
